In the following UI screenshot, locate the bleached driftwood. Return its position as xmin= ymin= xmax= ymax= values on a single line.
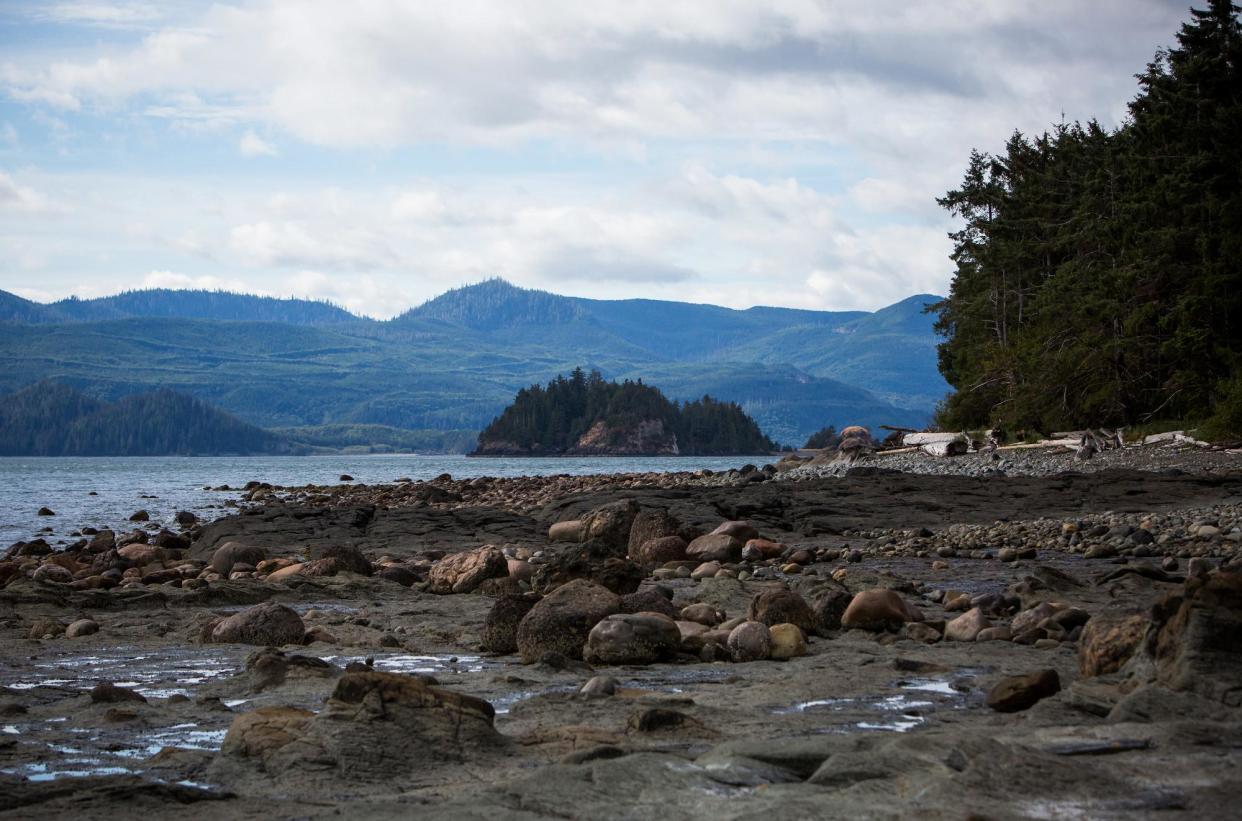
xmin=903 ymin=432 xmax=966 ymax=447
xmin=920 ymin=438 xmax=969 ymax=457
xmin=1142 ymin=430 xmax=1211 ymax=447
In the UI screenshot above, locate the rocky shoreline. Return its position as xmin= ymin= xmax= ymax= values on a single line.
xmin=2 ymin=442 xmax=1241 ymax=818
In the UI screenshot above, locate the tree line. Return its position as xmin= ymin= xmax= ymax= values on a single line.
xmin=933 ymin=1 xmax=1241 ymax=438
xmin=474 ymin=368 xmax=776 ymax=455
xmin=0 ymin=382 xmax=288 ymax=456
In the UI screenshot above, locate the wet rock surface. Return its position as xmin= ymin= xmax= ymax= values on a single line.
xmin=1 ymin=456 xmax=1241 ymax=818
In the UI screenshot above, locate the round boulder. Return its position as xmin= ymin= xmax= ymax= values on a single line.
xmin=210 ymin=542 xmax=267 ymax=576
xmin=686 ymin=534 xmax=742 ymax=563
xmin=210 ymin=602 xmax=306 ymax=646
xmin=727 ymin=620 xmax=772 ymax=662
xmin=634 ymin=536 xmax=688 ymax=567
xmin=840 ymin=589 xmax=917 ymax=632
xmin=516 ymin=579 xmax=621 ymax=664
xmin=32 ymin=564 xmax=73 ymax=584
xmin=769 ymin=623 xmax=807 ymax=660
xmin=583 ymin=612 xmax=680 ymax=665
xmin=65 ymin=618 xmax=99 ymax=638
xmin=747 ymin=588 xmax=816 ymax=633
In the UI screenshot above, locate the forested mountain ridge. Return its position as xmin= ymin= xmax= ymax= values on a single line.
xmin=474 ymin=369 xmax=776 ymax=455
xmin=0 ymin=382 xmax=291 ymax=456
xmin=0 ymin=281 xmax=943 ymax=444
xmin=934 ymin=0 xmax=1242 ymax=438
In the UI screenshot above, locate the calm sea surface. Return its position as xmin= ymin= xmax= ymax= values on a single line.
xmin=0 ymin=454 xmax=768 ymax=548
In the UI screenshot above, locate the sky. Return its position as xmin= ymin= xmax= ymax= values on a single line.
xmin=0 ymin=1 xmax=1193 ymax=319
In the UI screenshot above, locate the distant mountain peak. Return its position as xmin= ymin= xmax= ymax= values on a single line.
xmin=399 ymin=277 xmax=586 ymax=328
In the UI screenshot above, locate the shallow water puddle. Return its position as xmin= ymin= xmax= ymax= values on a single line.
xmin=4 ymin=646 xmax=247 ymax=698
xmin=770 ymin=673 xmax=975 ymax=733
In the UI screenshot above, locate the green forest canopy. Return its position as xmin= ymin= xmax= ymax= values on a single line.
xmin=475 ymin=368 xmax=777 ymax=455
xmin=933 ymin=1 xmax=1242 ymax=439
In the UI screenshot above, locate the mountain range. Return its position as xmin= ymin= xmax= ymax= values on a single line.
xmin=0 ymin=279 xmax=947 ymax=447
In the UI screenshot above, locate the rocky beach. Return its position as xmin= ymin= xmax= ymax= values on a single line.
xmin=2 ymin=440 xmax=1241 ymax=819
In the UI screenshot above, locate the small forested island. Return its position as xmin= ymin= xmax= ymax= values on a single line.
xmin=472 ymin=368 xmax=776 ymax=456
xmin=0 ymin=382 xmax=290 ymax=456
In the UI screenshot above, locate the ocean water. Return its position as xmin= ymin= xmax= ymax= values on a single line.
xmin=0 ymin=454 xmax=768 ymax=548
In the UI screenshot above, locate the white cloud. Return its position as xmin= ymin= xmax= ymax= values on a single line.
xmin=30 ymin=2 xmax=166 ymax=28
xmin=0 ymin=1 xmax=1194 ymax=316
xmin=238 ymin=130 xmax=278 ymax=157
xmin=0 ymin=171 xmax=67 ymax=215
xmin=141 ymin=270 xmax=258 ymax=293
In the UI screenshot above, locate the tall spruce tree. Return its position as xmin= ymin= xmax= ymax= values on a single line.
xmin=933 ymin=2 xmax=1241 ymax=436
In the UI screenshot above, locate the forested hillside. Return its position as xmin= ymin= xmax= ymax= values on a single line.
xmin=934 ymin=1 xmax=1241 ymax=438
xmin=0 ymin=383 xmax=290 ymax=456
xmin=0 ymin=281 xmax=942 ymax=444
xmin=474 ymin=369 xmax=776 ymax=455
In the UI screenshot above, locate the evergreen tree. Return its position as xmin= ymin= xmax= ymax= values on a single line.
xmin=933 ymin=3 xmax=1241 ymax=437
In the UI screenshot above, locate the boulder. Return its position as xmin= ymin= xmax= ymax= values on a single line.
xmin=686 ymin=533 xmax=742 ymax=563
xmin=769 ymin=623 xmax=807 ymax=660
xmin=308 ymin=544 xmax=373 ymax=576
xmin=711 ymin=521 xmax=759 ymax=543
xmin=690 ymin=561 xmax=722 ymax=580
xmin=32 ymin=564 xmax=73 ymax=584
xmin=378 ymin=565 xmax=418 ymax=587
xmin=209 ymin=603 xmax=306 ymax=646
xmin=266 ymin=563 xmax=305 ymax=583
xmin=27 ymin=619 xmax=66 ymax=639
xmin=620 ymin=586 xmax=679 ymax=619
xmin=747 ymin=588 xmax=816 ymax=634
xmin=626 ymin=509 xmax=681 ymax=561
xmin=428 ymin=546 xmax=507 ymax=594
xmin=986 ymin=669 xmax=1061 ymax=712
xmin=810 ymin=588 xmax=853 ymax=635
xmin=90 ymin=682 xmax=147 ymax=704
xmin=1147 ymin=569 xmax=1242 ymax=703
xmin=944 ymin=607 xmax=992 ymax=642
xmin=212 ymin=671 xmax=500 ymax=783
xmin=582 ymin=499 xmax=640 ymax=552
xmin=65 ymin=618 xmax=99 ymax=638
xmin=583 ymin=612 xmax=681 ymax=665
xmin=481 ymin=594 xmax=540 ymax=654
xmin=245 ymin=648 xmax=337 ymax=692
xmin=840 ymin=589 xmax=916 ymax=632
xmin=1078 ymin=613 xmax=1148 ymax=677
xmin=633 ymin=536 xmax=688 ymax=567
xmin=548 ymin=520 xmax=588 ymax=543
xmin=210 ymin=542 xmax=267 ymax=576
xmin=743 ymin=539 xmax=786 ymax=560
xmin=727 ymin=621 xmax=772 ymax=662
xmin=117 ymin=544 xmax=162 ymax=565
xmin=516 ymin=579 xmax=621 ymax=663
xmin=680 ymin=603 xmax=722 ymax=626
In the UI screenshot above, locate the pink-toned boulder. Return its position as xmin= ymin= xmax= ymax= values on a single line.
xmin=266 ymin=563 xmax=305 ymax=582
xmin=117 ymin=544 xmax=163 ymax=565
xmin=840 ymin=589 xmax=918 ymax=632
xmin=743 ymin=539 xmax=786 ymax=560
xmin=686 ymin=533 xmax=742 ymax=563
xmin=428 ymin=546 xmax=507 ymax=594
xmin=944 ymin=607 xmax=992 ymax=642
xmin=712 ymin=521 xmax=760 ymax=543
